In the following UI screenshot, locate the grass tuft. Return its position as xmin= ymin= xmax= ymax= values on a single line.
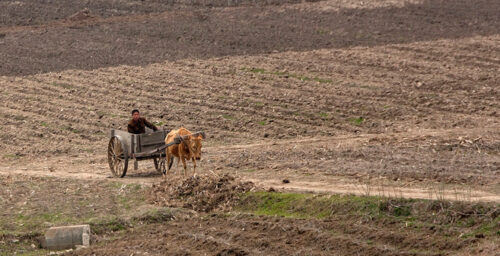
xmin=51 ymin=82 xmax=73 ymax=89
xmin=236 ymin=192 xmax=382 ymax=219
xmin=249 ymin=68 xmax=266 ymax=74
xmin=235 ymin=191 xmax=500 ymax=237
xmin=13 ymin=115 xmax=26 ymax=121
xmin=351 ymin=116 xmax=365 ymax=126
xmin=62 ymin=126 xmax=80 ymax=134
xmin=3 ymin=154 xmax=20 ymax=159
xmin=153 ymin=120 xmax=165 ymax=127
xmin=242 ymin=67 xmax=332 ymax=84
xmin=222 ymin=114 xmax=235 ymax=120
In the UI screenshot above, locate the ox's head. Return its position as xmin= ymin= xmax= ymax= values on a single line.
xmin=190 ymin=134 xmax=203 ymax=160
xmin=184 ymin=133 xmax=204 ymax=160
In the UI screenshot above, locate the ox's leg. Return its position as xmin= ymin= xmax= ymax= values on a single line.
xmin=175 ymin=157 xmax=183 ymax=175
xmin=177 ymin=147 xmax=184 ymax=175
xmin=168 ymin=156 xmax=174 ymax=171
xmin=181 ymin=157 xmax=187 ymax=176
xmin=191 ymin=158 xmax=197 ymax=176
xmin=165 ymin=150 xmax=171 ymax=177
xmin=166 ymin=156 xmax=174 ymax=176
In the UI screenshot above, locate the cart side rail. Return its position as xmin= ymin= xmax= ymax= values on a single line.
xmin=136 ymin=130 xmax=167 ymax=153
xmin=109 ymin=129 xmax=135 ymax=156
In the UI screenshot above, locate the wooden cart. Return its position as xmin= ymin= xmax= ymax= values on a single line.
xmin=107 ymin=129 xmax=178 ymax=177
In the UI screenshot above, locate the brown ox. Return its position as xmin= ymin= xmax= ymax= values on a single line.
xmin=164 ymin=127 xmax=204 ymax=176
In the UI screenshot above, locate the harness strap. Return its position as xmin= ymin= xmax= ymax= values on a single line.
xmin=177 ymin=134 xmax=192 ymax=154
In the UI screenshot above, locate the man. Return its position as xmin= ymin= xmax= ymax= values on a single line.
xmin=127 ymin=109 xmax=158 ymax=134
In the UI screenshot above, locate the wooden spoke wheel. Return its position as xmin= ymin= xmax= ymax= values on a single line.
xmin=154 ymin=157 xmax=166 ymax=175
xmin=108 ymin=136 xmax=128 ymax=177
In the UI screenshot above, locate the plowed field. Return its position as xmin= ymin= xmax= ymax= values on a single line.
xmin=0 ymin=0 xmax=499 ymax=255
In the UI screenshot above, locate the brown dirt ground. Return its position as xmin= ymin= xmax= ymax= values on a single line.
xmin=68 ymin=214 xmax=485 ymax=256
xmin=0 ymin=0 xmax=500 ymax=254
xmin=67 ymin=175 xmax=498 ymax=256
xmin=1 ymin=34 xmax=499 ymax=196
xmin=71 ymin=175 xmax=498 ymax=255
xmin=1 ymin=0 xmax=499 ymax=75
xmin=2 ymin=174 xmax=498 ymax=256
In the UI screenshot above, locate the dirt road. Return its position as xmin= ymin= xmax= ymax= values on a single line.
xmin=2 ymin=126 xmax=499 ymax=202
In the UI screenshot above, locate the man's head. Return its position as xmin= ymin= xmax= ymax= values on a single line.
xmin=131 ymin=109 xmax=140 ymax=121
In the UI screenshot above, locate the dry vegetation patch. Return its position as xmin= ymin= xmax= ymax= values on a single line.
xmin=148 ymin=174 xmax=255 ymax=212
xmin=0 ymin=174 xmax=169 ymax=255
xmin=70 ymin=177 xmax=500 ymax=256
xmin=1 ymin=174 xmax=498 ymax=255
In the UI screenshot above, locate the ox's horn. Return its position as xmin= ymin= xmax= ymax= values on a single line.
xmin=194 ymin=131 xmax=206 ymax=139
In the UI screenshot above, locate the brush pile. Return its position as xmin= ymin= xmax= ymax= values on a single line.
xmin=148 ymin=173 xmax=254 ymax=212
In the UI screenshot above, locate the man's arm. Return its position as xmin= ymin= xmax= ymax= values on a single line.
xmin=144 ymin=119 xmax=158 ymax=131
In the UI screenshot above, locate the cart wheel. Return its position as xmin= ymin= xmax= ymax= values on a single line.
xmin=154 ymin=157 xmax=166 ymax=174
xmin=108 ymin=136 xmax=128 ymax=177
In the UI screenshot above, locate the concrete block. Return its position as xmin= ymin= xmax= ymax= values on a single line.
xmin=43 ymin=224 xmax=90 ymax=250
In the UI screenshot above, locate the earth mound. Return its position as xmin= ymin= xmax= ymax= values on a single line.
xmin=148 ymin=174 xmax=255 ymax=212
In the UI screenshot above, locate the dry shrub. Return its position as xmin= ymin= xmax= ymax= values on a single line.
xmin=148 ymin=174 xmax=254 ymax=212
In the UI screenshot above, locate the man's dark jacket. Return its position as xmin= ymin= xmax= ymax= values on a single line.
xmin=127 ymin=118 xmax=158 ymax=134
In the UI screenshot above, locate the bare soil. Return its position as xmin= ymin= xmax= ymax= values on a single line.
xmin=69 ymin=214 xmax=481 ymax=256
xmin=1 ymin=0 xmax=499 ymax=75
xmin=1 ymin=173 xmax=498 ymax=256
xmin=68 ymin=174 xmax=499 ymax=256
xmin=0 ymin=0 xmax=499 ymax=255
xmin=2 ymin=41 xmax=499 ymax=194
